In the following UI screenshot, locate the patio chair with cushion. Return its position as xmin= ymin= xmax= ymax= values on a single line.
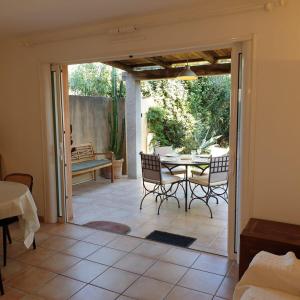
xmin=1 ymin=173 xmax=36 ymax=266
xmin=154 ymin=146 xmax=185 ymax=176
xmin=188 ymin=155 xmax=229 ymax=218
xmin=140 ymin=152 xmax=181 ymax=215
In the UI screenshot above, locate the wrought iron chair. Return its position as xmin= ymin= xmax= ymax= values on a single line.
xmin=1 ymin=173 xmax=36 ymax=266
xmin=154 ymin=146 xmax=185 ymax=175
xmin=140 ymin=152 xmax=181 ymax=215
xmin=188 ymin=155 xmax=229 ymax=218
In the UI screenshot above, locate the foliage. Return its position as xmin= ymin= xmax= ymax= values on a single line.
xmin=185 ymin=75 xmax=231 ymax=146
xmin=108 ymin=68 xmax=125 ymax=160
xmin=144 ymin=80 xmax=196 ymax=152
xmin=145 ymin=75 xmax=231 ymax=152
xmin=69 ymin=63 xmax=125 ymax=97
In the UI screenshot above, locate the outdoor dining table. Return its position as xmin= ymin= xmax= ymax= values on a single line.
xmin=161 ymin=155 xmax=210 ymax=212
xmin=0 ymin=181 xmax=40 ymax=248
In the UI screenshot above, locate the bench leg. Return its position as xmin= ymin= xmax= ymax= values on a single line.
xmin=111 ymin=164 xmax=114 ymax=183
xmin=94 ymin=170 xmax=97 ymax=181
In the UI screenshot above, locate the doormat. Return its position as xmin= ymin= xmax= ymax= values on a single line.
xmin=83 ymin=221 xmax=131 ymax=235
xmin=146 ymin=230 xmax=196 ymax=248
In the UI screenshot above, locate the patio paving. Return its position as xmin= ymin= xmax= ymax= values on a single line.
xmin=71 ymin=176 xmax=228 ymax=256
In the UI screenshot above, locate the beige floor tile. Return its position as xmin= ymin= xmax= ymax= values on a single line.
xmin=216 ymin=277 xmax=236 ymax=300
xmin=166 ymin=286 xmax=213 ymax=300
xmin=83 ymin=231 xmax=117 ymax=246
xmin=0 ymin=287 xmax=25 ymax=300
xmin=192 ymin=253 xmax=231 ymax=276
xmin=106 ymin=236 xmax=142 ymax=252
xmin=159 ymin=248 xmax=199 ymax=267
xmin=48 ymin=224 xmax=96 ymax=240
xmin=36 ymin=275 xmax=85 ymax=300
xmin=40 ymin=236 xmax=77 ymax=251
xmin=226 ymin=262 xmax=239 ymax=280
xmin=63 ymin=260 xmax=108 ymax=283
xmin=61 ymin=241 xmax=99 ymax=258
xmin=70 ymin=284 xmax=119 ymax=300
xmin=34 ymin=232 xmax=51 ymax=245
xmin=178 ymin=269 xmax=223 ymax=295
xmin=17 ymin=247 xmax=56 ymax=266
xmin=144 ymin=261 xmax=187 ymax=284
xmin=117 ymin=296 xmax=135 ymax=300
xmin=124 ymin=276 xmax=173 ymax=300
xmin=1 ymin=259 xmax=30 ymax=282
xmin=21 ymin=295 xmax=46 ymax=300
xmin=38 ymin=253 xmax=81 ymax=273
xmin=132 ymin=241 xmax=170 ymax=258
xmin=87 ymin=247 xmax=126 ymax=266
xmin=0 ymin=241 xmax=27 ymax=259
xmin=210 ymin=237 xmax=227 ymax=252
xmin=91 ymin=267 xmax=139 ymax=293
xmin=114 ymin=253 xmax=155 ymax=274
xmin=7 ymin=266 xmax=56 ymax=294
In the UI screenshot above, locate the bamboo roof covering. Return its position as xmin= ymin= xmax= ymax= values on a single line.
xmin=104 ymin=48 xmax=231 ymax=80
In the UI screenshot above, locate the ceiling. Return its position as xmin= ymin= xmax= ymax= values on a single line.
xmin=0 ymin=0 xmax=204 ymax=39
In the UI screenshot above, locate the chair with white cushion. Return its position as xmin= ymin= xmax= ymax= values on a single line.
xmin=140 ymin=152 xmax=181 ymax=215
xmin=188 ymin=155 xmax=229 ymax=218
xmin=154 ymin=146 xmax=185 ymax=176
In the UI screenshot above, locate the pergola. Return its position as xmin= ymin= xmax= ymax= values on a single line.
xmin=103 ymin=48 xmax=231 ymax=178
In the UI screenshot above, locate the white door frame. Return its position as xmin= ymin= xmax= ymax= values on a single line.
xmin=40 ymin=35 xmax=256 ymax=259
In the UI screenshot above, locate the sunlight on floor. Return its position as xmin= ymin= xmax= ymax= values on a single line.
xmin=72 ymin=176 xmax=228 ymax=256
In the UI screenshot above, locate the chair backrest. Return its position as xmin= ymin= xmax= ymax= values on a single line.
xmin=154 ymin=146 xmax=174 ymax=156
xmin=140 ymin=152 xmax=162 ymax=183
xmin=209 ymin=155 xmax=230 ymax=184
xmin=4 ymin=173 xmax=33 ymax=192
xmin=71 ymin=143 xmax=95 ymax=163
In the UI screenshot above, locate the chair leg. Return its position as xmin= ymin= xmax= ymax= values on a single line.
xmin=0 ymin=269 xmax=4 ymax=295
xmin=6 ymin=227 xmax=12 ymax=244
xmin=2 ymin=226 xmax=7 ymax=267
xmin=33 ymin=238 xmax=36 ymax=250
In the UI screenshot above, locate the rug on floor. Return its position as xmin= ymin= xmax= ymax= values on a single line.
xmin=146 ymin=230 xmax=196 ymax=247
xmin=83 ymin=221 xmax=131 ymax=234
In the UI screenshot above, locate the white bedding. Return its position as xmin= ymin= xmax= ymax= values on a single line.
xmin=239 ymin=286 xmax=300 ymax=300
xmin=234 ymin=251 xmax=300 ymax=300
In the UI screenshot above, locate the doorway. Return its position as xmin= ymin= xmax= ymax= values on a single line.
xmin=50 ymin=42 xmax=249 ymax=259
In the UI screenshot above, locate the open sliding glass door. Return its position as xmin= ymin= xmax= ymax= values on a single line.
xmin=228 ymin=39 xmax=253 ymax=260
xmin=51 ymin=64 xmax=73 ymax=222
xmin=228 ymin=43 xmax=244 ymax=259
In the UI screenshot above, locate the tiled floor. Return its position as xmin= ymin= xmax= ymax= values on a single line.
xmin=72 ymin=176 xmax=228 ymax=255
xmin=0 ymin=223 xmax=238 ymax=300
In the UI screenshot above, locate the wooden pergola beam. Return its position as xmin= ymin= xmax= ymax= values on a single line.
xmin=145 ymin=57 xmax=172 ymax=69
xmin=199 ymin=51 xmax=216 ymax=64
xmin=130 ymin=63 xmax=231 ymax=80
xmin=105 ymin=61 xmax=133 ymax=72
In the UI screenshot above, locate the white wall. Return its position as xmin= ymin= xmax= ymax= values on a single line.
xmin=0 ymin=0 xmax=300 ymax=224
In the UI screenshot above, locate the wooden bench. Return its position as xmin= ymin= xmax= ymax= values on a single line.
xmin=71 ymin=143 xmax=114 ymax=184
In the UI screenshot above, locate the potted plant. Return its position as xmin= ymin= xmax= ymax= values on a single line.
xmin=104 ymin=68 xmax=125 ymax=179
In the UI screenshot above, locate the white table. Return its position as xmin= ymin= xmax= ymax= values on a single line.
xmin=0 ymin=181 xmax=40 ymax=248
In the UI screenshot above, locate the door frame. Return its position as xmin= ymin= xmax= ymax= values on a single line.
xmin=40 ymin=34 xmax=256 ymax=259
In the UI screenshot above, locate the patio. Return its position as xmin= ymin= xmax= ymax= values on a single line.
xmin=71 ymin=176 xmax=228 ymax=256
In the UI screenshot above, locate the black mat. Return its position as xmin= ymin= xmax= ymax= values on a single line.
xmin=145 ymin=230 xmax=196 ymax=248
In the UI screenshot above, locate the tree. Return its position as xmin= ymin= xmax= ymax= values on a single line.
xmin=69 ymin=63 xmax=124 ymax=97
xmin=185 ymin=75 xmax=231 ymax=146
xmin=144 ymin=79 xmax=196 ymax=151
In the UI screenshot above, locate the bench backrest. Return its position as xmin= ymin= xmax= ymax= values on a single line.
xmin=71 ymin=143 xmax=95 ymax=163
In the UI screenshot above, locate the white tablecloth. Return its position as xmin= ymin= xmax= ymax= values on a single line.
xmin=0 ymin=181 xmax=40 ymax=248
